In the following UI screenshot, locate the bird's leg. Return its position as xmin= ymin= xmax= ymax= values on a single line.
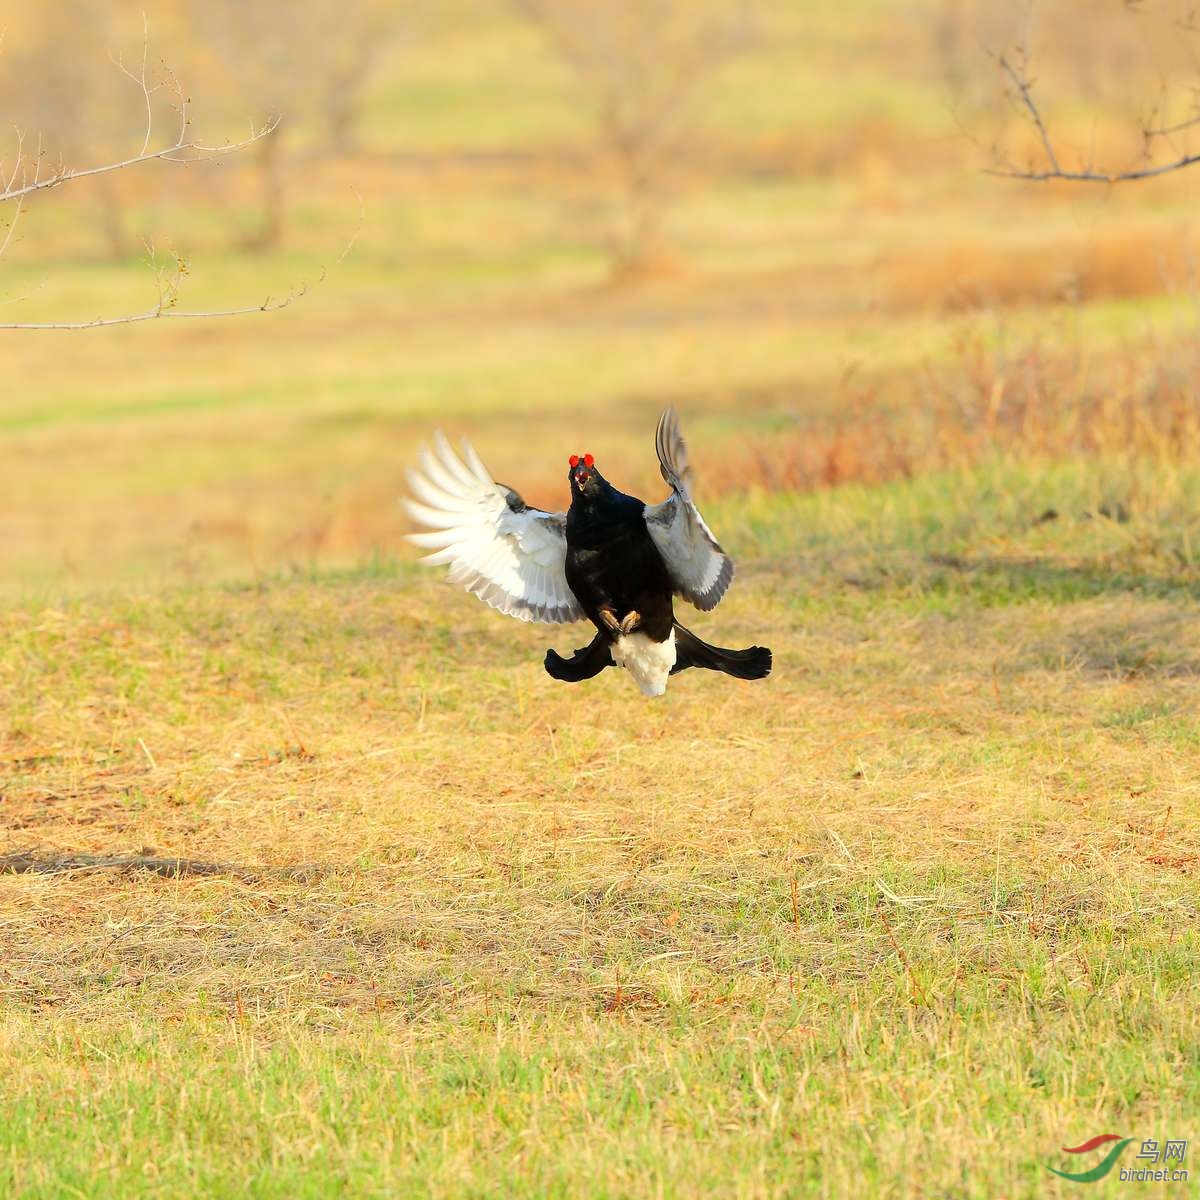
xmin=599 ymin=607 xmax=622 ymax=635
xmin=618 ymin=610 xmax=641 ymax=635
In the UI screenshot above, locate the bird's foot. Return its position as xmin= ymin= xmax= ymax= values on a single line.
xmin=599 ymin=608 xmax=622 ymax=634
xmin=618 ymin=610 xmax=641 ymax=635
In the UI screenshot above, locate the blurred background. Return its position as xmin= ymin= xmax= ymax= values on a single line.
xmin=4 ymin=0 xmax=1200 ymax=595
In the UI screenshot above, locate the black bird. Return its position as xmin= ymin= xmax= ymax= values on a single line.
xmin=404 ymin=409 xmax=772 ymax=696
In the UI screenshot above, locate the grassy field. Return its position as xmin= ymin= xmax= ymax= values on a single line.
xmin=3 ymin=469 xmax=1199 ymax=1196
xmin=3 ymin=2 xmax=1200 ymax=1196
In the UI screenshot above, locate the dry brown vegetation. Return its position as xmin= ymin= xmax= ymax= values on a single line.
xmin=881 ymin=224 xmax=1200 ymax=312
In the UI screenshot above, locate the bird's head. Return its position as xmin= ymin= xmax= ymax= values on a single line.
xmin=568 ymin=452 xmax=600 ymax=496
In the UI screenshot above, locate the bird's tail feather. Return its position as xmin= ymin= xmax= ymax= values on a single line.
xmin=545 ymin=633 xmax=614 ymax=683
xmin=671 ymin=623 xmax=772 ymax=681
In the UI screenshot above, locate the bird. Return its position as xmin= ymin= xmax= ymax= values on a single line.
xmin=403 ymin=409 xmax=772 ymax=697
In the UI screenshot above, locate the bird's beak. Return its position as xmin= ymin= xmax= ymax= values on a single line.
xmin=573 ymin=467 xmax=591 ymax=488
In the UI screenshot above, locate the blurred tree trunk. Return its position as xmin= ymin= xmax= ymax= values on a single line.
xmin=323 ymin=82 xmax=363 ymax=156
xmin=94 ymin=175 xmax=133 ymax=260
xmin=189 ymin=0 xmax=406 ymax=250
xmin=320 ymin=25 xmax=383 ymax=154
xmin=243 ymin=127 xmax=285 ymax=252
xmin=515 ymin=0 xmax=755 ymax=282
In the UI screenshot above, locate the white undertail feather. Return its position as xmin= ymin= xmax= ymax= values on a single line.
xmin=611 ymin=630 xmax=676 ymax=697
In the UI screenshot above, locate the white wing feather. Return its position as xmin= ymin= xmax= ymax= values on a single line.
xmin=403 ymin=432 xmax=585 ymax=624
xmin=643 ymin=408 xmax=733 ymax=612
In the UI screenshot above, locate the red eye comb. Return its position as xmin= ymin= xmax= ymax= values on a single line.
xmin=583 ymin=453 xmax=594 ymax=468
xmin=569 ymin=454 xmax=580 ymax=468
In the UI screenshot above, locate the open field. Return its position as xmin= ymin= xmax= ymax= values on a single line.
xmin=3 ymin=470 xmax=1199 ymax=1196
xmin=3 ymin=1 xmax=1200 ymax=1195
xmin=5 ymin=0 xmax=1200 ymax=594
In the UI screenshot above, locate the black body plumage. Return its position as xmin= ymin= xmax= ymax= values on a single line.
xmin=564 ymin=468 xmax=676 ymax=644
xmin=547 ymin=460 xmax=772 ymax=686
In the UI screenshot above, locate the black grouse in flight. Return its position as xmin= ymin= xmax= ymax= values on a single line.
xmin=404 ymin=409 xmax=772 ymax=696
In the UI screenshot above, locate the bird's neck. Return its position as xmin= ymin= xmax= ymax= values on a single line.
xmin=568 ymin=482 xmax=641 ymax=530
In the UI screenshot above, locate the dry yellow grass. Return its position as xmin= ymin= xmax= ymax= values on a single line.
xmin=4 ymin=1 xmax=1200 ymax=1194
xmin=2 ymin=471 xmax=1198 ymax=1196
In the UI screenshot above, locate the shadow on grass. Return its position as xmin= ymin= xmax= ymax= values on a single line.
xmin=0 ymin=851 xmax=325 ymax=883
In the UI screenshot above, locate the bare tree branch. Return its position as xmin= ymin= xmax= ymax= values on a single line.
xmin=990 ymin=33 xmax=1200 ymax=183
xmin=0 ymin=188 xmax=362 ymax=331
xmin=0 ymin=290 xmax=306 ymax=331
xmin=0 ymin=116 xmax=281 ymax=206
xmin=112 ymin=15 xmax=156 ymax=161
xmin=0 ymin=21 xmax=315 ymax=331
xmin=1142 ymin=105 xmax=1200 ymax=137
xmin=996 ymin=48 xmax=1063 ymax=176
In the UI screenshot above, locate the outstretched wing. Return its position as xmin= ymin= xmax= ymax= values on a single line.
xmin=404 ymin=433 xmax=585 ymax=624
xmin=643 ymin=408 xmax=733 ymax=612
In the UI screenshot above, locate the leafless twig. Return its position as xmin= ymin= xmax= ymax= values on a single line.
xmin=990 ymin=37 xmax=1200 ymax=183
xmin=0 ymin=194 xmax=367 ymax=331
xmin=1 ymin=19 xmax=277 ymax=208
xmin=0 ymin=288 xmax=308 ymax=331
xmin=0 ymin=113 xmax=280 ymax=206
xmin=0 ymin=23 xmax=304 ymax=330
